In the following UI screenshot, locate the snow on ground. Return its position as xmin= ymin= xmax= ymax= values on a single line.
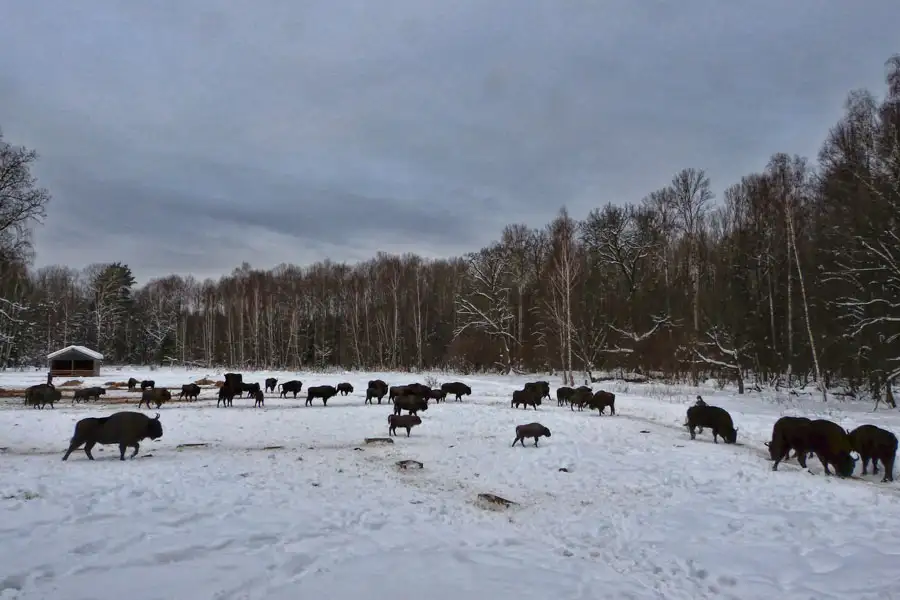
xmin=2 ymin=367 xmax=900 ymax=599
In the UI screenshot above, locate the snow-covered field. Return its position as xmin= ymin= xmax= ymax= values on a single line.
xmin=2 ymin=367 xmax=900 ymax=600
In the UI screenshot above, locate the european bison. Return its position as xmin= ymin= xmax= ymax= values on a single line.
xmin=556 ymin=386 xmax=575 ymax=407
xmin=388 ymin=414 xmax=422 ymax=437
xmin=388 ymin=385 xmax=408 ymax=402
xmin=253 ymin=389 xmax=265 ymax=408
xmin=220 ymin=373 xmax=243 ymax=403
xmin=569 ymin=387 xmax=593 ymax=411
xmin=73 ymin=386 xmax=106 ymax=403
xmin=368 ymin=379 xmax=389 ymax=396
xmin=279 ymin=380 xmax=303 ymax=398
xmin=138 ymin=388 xmax=171 ymax=409
xmin=217 ymin=386 xmax=233 ymax=408
xmin=511 ymin=389 xmax=541 ymax=410
xmin=140 ymin=380 xmax=155 ymax=391
xmin=336 ymin=382 xmax=354 ymax=396
xmin=365 ymin=386 xmax=387 ymax=405
xmin=127 ymin=377 xmax=139 ymax=391
xmin=404 ymin=383 xmax=432 ymax=398
xmin=808 ymin=419 xmax=858 ymax=477
xmin=240 ymin=382 xmax=261 ymax=397
xmin=685 ymin=404 xmax=738 ymax=444
xmin=62 ymin=411 xmax=163 ymax=461
xmin=265 ymin=377 xmax=278 ymax=393
xmin=27 ymin=385 xmax=61 ymax=409
xmin=588 ymin=390 xmax=615 ymax=415
xmin=848 ymin=424 xmax=897 ymax=482
xmin=523 ymin=381 xmax=551 ymax=402
xmin=512 ymin=422 xmax=552 ymax=447
xmin=179 ymin=383 xmax=201 ymax=401
xmin=440 ymin=381 xmax=472 ymax=402
xmin=393 ymin=395 xmax=428 ymax=416
xmin=427 ymin=388 xmax=447 ymax=403
xmin=766 ymin=416 xmax=812 ymax=471
xmin=306 ymin=385 xmax=338 ymax=406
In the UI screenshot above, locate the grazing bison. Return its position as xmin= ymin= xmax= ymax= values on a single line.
xmin=265 ymin=378 xmax=278 ymax=393
xmin=306 ymin=385 xmax=338 ymax=406
xmin=512 ymin=422 xmax=552 ymax=447
xmin=336 ymin=382 xmax=354 ymax=396
xmin=808 ymin=419 xmax=859 ymax=478
xmin=848 ymin=424 xmax=897 ymax=482
xmin=253 ymin=389 xmax=265 ymax=408
xmin=588 ymin=390 xmax=616 ymax=415
xmin=556 ymin=386 xmax=575 ymax=406
xmin=766 ymin=416 xmax=812 ymax=471
xmin=365 ymin=386 xmax=387 ymax=405
xmin=217 ymin=386 xmax=233 ymax=408
xmin=62 ymin=411 xmax=163 ymax=461
xmin=388 ymin=414 xmax=422 ymax=437
xmin=140 ymin=380 xmax=155 ymax=391
xmin=240 ymin=382 xmax=261 ymax=397
xmin=511 ymin=389 xmax=541 ymax=410
xmin=427 ymin=388 xmax=447 ymax=403
xmin=179 ymin=383 xmax=201 ymax=401
xmin=368 ymin=379 xmax=389 ymax=395
xmin=138 ymin=388 xmax=171 ymax=409
xmin=27 ymin=386 xmax=61 ymax=409
xmin=127 ymin=377 xmax=139 ymax=391
xmin=73 ymin=386 xmax=106 ymax=403
xmin=393 ymin=395 xmax=428 ymax=416
xmin=569 ymin=387 xmax=593 ymax=411
xmin=524 ymin=381 xmax=551 ymax=402
xmin=440 ymin=381 xmax=472 ymax=402
xmin=685 ymin=404 xmax=738 ymax=444
xmin=278 ymin=380 xmax=303 ymax=398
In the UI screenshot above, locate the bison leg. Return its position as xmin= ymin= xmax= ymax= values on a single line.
xmin=512 ymin=436 xmax=522 ymax=447
xmin=83 ymin=441 xmax=97 ymax=460
xmin=62 ymin=438 xmax=85 ymax=461
xmin=322 ymin=399 xmax=328 ymax=407
xmin=796 ymin=449 xmax=809 ymax=469
xmin=533 ymin=436 xmax=539 ymax=447
xmin=814 ymin=452 xmax=833 ymax=475
xmin=861 ymin=456 xmax=870 ymax=475
xmin=688 ymin=425 xmax=697 ymax=440
xmin=772 ymin=446 xmax=791 ymax=471
xmin=882 ymin=455 xmax=895 ymax=482
xmin=130 ymin=443 xmax=140 ymax=459
xmin=871 ymin=456 xmax=879 ymax=475
xmin=406 ymin=427 xmax=411 ymax=437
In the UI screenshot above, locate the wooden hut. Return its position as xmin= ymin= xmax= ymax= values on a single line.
xmin=47 ymin=345 xmax=103 ymax=377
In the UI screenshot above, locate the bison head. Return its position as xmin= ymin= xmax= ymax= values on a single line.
xmin=410 ymin=416 xmax=422 ymax=426
xmin=724 ymin=427 xmax=738 ymax=444
xmin=542 ymin=426 xmax=552 ymax=437
xmin=160 ymin=389 xmax=172 ymax=400
xmin=147 ymin=413 xmax=164 ymax=440
xmin=463 ymin=384 xmax=472 ymax=395
xmin=835 ymin=451 xmax=858 ymax=478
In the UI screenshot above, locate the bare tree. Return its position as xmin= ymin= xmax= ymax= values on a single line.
xmin=0 ymin=129 xmax=51 ymax=264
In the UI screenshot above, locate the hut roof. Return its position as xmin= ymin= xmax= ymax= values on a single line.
xmin=46 ymin=345 xmax=104 ymax=361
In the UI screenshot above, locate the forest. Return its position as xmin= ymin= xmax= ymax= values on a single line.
xmin=1 ymin=56 xmax=898 ymax=402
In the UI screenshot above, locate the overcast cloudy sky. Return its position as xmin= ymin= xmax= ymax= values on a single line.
xmin=1 ymin=1 xmax=897 ymax=282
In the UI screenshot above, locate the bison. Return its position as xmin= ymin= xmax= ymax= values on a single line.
xmin=685 ymin=404 xmax=738 ymax=444
xmin=27 ymin=385 xmax=61 ymax=409
xmin=512 ymin=422 xmax=552 ymax=447
xmin=807 ymin=419 xmax=858 ymax=478
xmin=511 ymin=389 xmax=541 ymax=410
xmin=62 ymin=411 xmax=163 ymax=461
xmin=140 ymin=380 xmax=155 ymax=391
xmin=240 ymin=382 xmax=261 ymax=397
xmin=427 ymin=388 xmax=447 ymax=403
xmin=440 ymin=381 xmax=471 ymax=402
xmin=365 ymin=386 xmax=387 ymax=405
xmin=138 ymin=388 xmax=171 ymax=409
xmin=265 ymin=377 xmax=278 ymax=393
xmin=253 ymin=389 xmax=265 ymax=408
xmin=306 ymin=385 xmax=338 ymax=407
xmin=556 ymin=386 xmax=575 ymax=407
xmin=278 ymin=380 xmax=303 ymax=399
xmin=368 ymin=379 xmax=389 ymax=395
xmin=569 ymin=387 xmax=593 ymax=411
xmin=587 ymin=390 xmax=615 ymax=415
xmin=388 ymin=414 xmax=422 ymax=437
xmin=848 ymin=424 xmax=897 ymax=482
xmin=523 ymin=381 xmax=551 ymax=402
xmin=336 ymin=382 xmax=354 ymax=396
xmin=73 ymin=386 xmax=106 ymax=403
xmin=127 ymin=377 xmax=139 ymax=391
xmin=388 ymin=385 xmax=409 ymax=402
xmin=393 ymin=395 xmax=428 ymax=416
xmin=217 ymin=386 xmax=233 ymax=408
xmin=179 ymin=383 xmax=201 ymax=401
xmin=403 ymin=383 xmax=432 ymax=398
xmin=765 ymin=416 xmax=812 ymax=471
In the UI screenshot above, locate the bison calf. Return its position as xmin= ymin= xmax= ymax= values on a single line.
xmin=140 ymin=380 xmax=155 ymax=391
xmin=336 ymin=382 xmax=354 ymax=396
xmin=253 ymin=389 xmax=265 ymax=408
xmin=512 ymin=422 xmax=552 ymax=447
xmin=766 ymin=416 xmax=812 ymax=471
xmin=73 ymin=386 xmax=106 ymax=403
xmin=62 ymin=411 xmax=163 ymax=461
xmin=848 ymin=424 xmax=897 ymax=482
xmin=388 ymin=414 xmax=422 ymax=437
xmin=685 ymin=404 xmax=738 ymax=444
xmin=265 ymin=377 xmax=278 ymax=393
xmin=179 ymin=383 xmax=201 ymax=401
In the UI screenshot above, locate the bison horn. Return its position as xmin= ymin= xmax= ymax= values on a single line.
xmin=154 ymin=413 xmax=160 ymax=420
xmin=764 ymin=441 xmax=770 ymax=447
xmin=851 ymin=452 xmax=860 ymax=462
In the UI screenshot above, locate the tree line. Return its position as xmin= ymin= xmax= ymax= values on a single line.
xmin=1 ymin=56 xmax=898 ymax=402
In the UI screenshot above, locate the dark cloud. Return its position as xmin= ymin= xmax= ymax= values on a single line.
xmin=1 ymin=0 xmax=897 ymax=281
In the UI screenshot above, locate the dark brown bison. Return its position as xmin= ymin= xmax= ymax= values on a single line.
xmin=140 ymin=380 xmax=155 ymax=391
xmin=368 ymin=379 xmax=389 ymax=396
xmin=524 ymin=381 xmax=551 ymax=402
xmin=556 ymin=386 xmax=575 ymax=406
xmin=265 ymin=378 xmax=278 ymax=393
xmin=138 ymin=388 xmax=171 ymax=409
xmin=127 ymin=377 xmax=139 ymax=391
xmin=337 ymin=382 xmax=354 ymax=396
xmin=62 ymin=411 xmax=163 ymax=461
xmin=569 ymin=387 xmax=593 ymax=411
xmin=365 ymin=386 xmax=387 ymax=404
xmin=217 ymin=386 xmax=233 ymax=408
xmin=848 ymin=424 xmax=897 ymax=482
xmin=765 ymin=416 xmax=812 ymax=471
xmin=427 ymin=388 xmax=447 ymax=403
xmin=512 ymin=422 xmax=552 ymax=447
xmin=393 ymin=395 xmax=428 ymax=416
xmin=73 ymin=386 xmax=106 ymax=403
xmin=807 ymin=419 xmax=858 ymax=477
xmin=253 ymin=389 xmax=265 ymax=408
xmin=440 ymin=381 xmax=472 ymax=402
xmin=388 ymin=385 xmax=409 ymax=402
xmin=588 ymin=390 xmax=616 ymax=415
xmin=240 ymin=382 xmax=261 ymax=397
xmin=179 ymin=383 xmax=201 ymax=401
xmin=685 ymin=404 xmax=738 ymax=444
xmin=278 ymin=380 xmax=303 ymax=398
xmin=511 ymin=389 xmax=541 ymax=410
xmin=27 ymin=385 xmax=61 ymax=409
xmin=403 ymin=383 xmax=432 ymax=398
xmin=388 ymin=414 xmax=422 ymax=437
xmin=306 ymin=385 xmax=338 ymax=406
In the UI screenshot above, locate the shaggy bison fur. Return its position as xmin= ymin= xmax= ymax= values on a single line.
xmin=588 ymin=390 xmax=615 ymax=415
xmin=569 ymin=387 xmax=593 ymax=411
xmin=27 ymin=385 xmax=61 ymax=409
xmin=440 ymin=381 xmax=472 ymax=402
xmin=217 ymin=386 xmax=233 ymax=408
xmin=365 ymin=386 xmax=387 ymax=405
xmin=388 ymin=385 xmax=408 ymax=402
xmin=306 ymin=385 xmax=338 ymax=406
xmin=523 ymin=381 xmax=551 ymax=401
xmin=766 ymin=416 xmax=812 ymax=471
xmin=512 ymin=422 xmax=552 ymax=447
xmin=73 ymin=386 xmax=106 ymax=403
xmin=240 ymin=382 xmax=261 ymax=397
xmin=179 ymin=383 xmax=201 ymax=401
xmin=253 ymin=389 xmax=265 ymax=408
xmin=278 ymin=380 xmax=303 ymax=398
xmin=685 ymin=404 xmax=738 ymax=444
xmin=62 ymin=411 xmax=163 ymax=461
xmin=265 ymin=377 xmax=278 ymax=393
xmin=127 ymin=377 xmax=139 ymax=391
xmin=807 ymin=419 xmax=859 ymax=477
xmin=138 ymin=388 xmax=171 ymax=409
xmin=393 ymin=395 xmax=428 ymax=416
xmin=511 ymin=389 xmax=541 ymax=410
xmin=848 ymin=424 xmax=897 ymax=482
xmin=556 ymin=386 xmax=575 ymax=406
xmin=140 ymin=380 xmax=155 ymax=391
xmin=388 ymin=414 xmax=422 ymax=437
xmin=337 ymin=382 xmax=354 ymax=396
xmin=368 ymin=379 xmax=389 ymax=395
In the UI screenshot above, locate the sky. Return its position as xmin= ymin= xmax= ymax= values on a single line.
xmin=1 ymin=1 xmax=898 ymax=283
